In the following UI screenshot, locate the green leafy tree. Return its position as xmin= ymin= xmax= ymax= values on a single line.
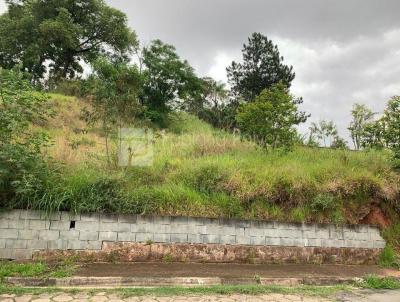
xmin=309 ymin=120 xmax=338 ymax=147
xmin=331 ymin=135 xmax=348 ymax=149
xmin=85 ymin=58 xmax=143 ymax=164
xmin=0 ymin=0 xmax=137 ymax=81
xmin=382 ymin=96 xmax=400 ymax=163
xmin=0 ymin=68 xmax=51 ymax=204
xmin=236 ymin=83 xmax=308 ymax=149
xmin=348 ymin=103 xmax=375 ymax=150
xmin=360 ymin=120 xmax=386 ymax=149
xmin=141 ymin=39 xmax=203 ymax=126
xmin=227 ymin=33 xmax=295 ymax=102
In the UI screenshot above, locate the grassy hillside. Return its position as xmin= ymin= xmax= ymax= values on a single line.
xmin=24 ymin=93 xmax=399 ymax=230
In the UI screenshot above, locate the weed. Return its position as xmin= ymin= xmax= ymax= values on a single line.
xmin=361 ymin=275 xmax=400 ymax=289
xmin=378 ymin=245 xmax=400 ymax=269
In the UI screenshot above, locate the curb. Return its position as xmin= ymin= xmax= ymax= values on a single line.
xmin=5 ymin=276 xmax=359 ymax=287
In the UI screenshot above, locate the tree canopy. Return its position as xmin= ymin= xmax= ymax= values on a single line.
xmin=227 ymin=32 xmax=295 ymax=102
xmin=0 ymin=0 xmax=137 ymax=81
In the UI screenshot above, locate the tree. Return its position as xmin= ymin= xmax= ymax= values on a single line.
xmin=227 ymin=33 xmax=295 ymax=102
xmin=309 ymin=120 xmax=338 ymax=147
xmin=360 ymin=120 xmax=385 ymax=149
xmin=348 ymin=103 xmax=375 ymax=150
xmin=382 ymin=96 xmax=400 ymax=163
xmin=141 ymin=39 xmax=203 ymax=126
xmin=0 ymin=68 xmax=51 ymax=204
xmin=236 ymin=83 xmax=308 ymax=149
xmin=85 ymin=58 xmax=143 ymax=164
xmin=0 ymin=0 xmax=137 ymax=81
xmin=331 ymin=136 xmax=348 ymax=150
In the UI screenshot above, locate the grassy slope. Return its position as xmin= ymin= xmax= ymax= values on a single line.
xmin=36 ymin=94 xmax=400 ymax=227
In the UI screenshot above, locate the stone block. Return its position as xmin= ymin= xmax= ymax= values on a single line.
xmin=236 ymin=235 xmax=251 ymax=245
xmin=0 ymin=239 xmax=5 ymax=248
xmin=280 ymin=238 xmax=296 ymax=246
xmin=29 ymin=220 xmax=49 ymax=230
xmin=50 ymin=220 xmax=70 ymax=231
xmin=9 ymin=219 xmax=29 ymax=229
xmin=304 ymin=239 xmax=322 ymax=247
xmin=277 ymin=229 xmax=302 ymax=239
xmin=67 ymin=240 xmax=88 ymax=250
xmin=374 ymin=240 xmax=386 ymax=249
xmin=60 ymin=230 xmax=80 ymax=240
xmin=117 ymin=223 xmax=131 ymax=232
xmin=6 ymin=210 xmax=22 ymax=219
xmin=99 ymin=213 xmax=118 ymax=223
xmin=250 ymin=236 xmax=265 ymax=245
xmin=170 ymin=233 xmax=189 ymax=243
xmin=99 ymin=231 xmax=117 ymax=241
xmin=99 ymin=222 xmax=119 ymax=232
xmin=60 ymin=212 xmax=81 ymax=221
xmin=201 ymin=234 xmax=220 ymax=244
xmin=135 ymin=232 xmax=154 ymax=242
xmin=0 ymin=229 xmax=18 ymax=239
xmin=154 ymin=233 xmax=171 ymax=243
xmin=188 ymin=234 xmax=202 ymax=244
xmin=18 ymin=230 xmax=39 ymax=240
xmin=219 ymin=226 xmax=236 ymax=236
xmin=154 ymin=216 xmax=171 ymax=225
xmin=0 ymin=219 xmax=8 ymax=228
xmin=87 ymin=241 xmax=102 ymax=250
xmin=38 ymin=230 xmax=59 ymax=241
xmin=30 ymin=240 xmax=48 ymax=249
xmin=314 ymin=229 xmax=330 ymax=239
xmin=79 ymin=231 xmax=99 ymax=241
xmin=19 ymin=210 xmax=41 ymax=220
xmin=0 ymin=248 xmax=13 ymax=259
xmin=170 ymin=216 xmax=188 ymax=224
xmin=118 ymin=214 xmax=137 ymax=223
xmin=245 ymin=227 xmax=264 ymax=237
xmin=13 ymin=249 xmax=33 ymax=260
xmin=264 ymin=229 xmax=278 ymax=238
xmin=220 ymin=235 xmax=236 ymax=245
xmin=43 ymin=212 xmax=61 ymax=221
xmin=47 ymin=239 xmax=68 ymax=250
xmin=137 ymin=215 xmax=154 ymax=224
xmin=117 ymin=232 xmax=135 ymax=242
xmin=6 ymin=239 xmax=27 ymax=249
xmin=235 ymin=227 xmax=245 ymax=237
xmin=75 ymin=221 xmax=99 ymax=231
xmin=80 ymin=213 xmax=100 ymax=222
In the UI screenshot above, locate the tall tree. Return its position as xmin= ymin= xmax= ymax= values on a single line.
xmin=141 ymin=39 xmax=202 ymax=126
xmin=236 ymin=83 xmax=308 ymax=149
xmin=382 ymin=96 xmax=400 ymax=163
xmin=0 ymin=0 xmax=137 ymax=81
xmin=227 ymin=33 xmax=295 ymax=102
xmin=310 ymin=120 xmax=338 ymax=147
xmin=348 ymin=103 xmax=375 ymax=150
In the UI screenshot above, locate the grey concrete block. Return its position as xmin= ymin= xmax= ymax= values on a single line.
xmin=118 ymin=214 xmax=137 ymax=223
xmin=201 ymin=234 xmax=219 ymax=244
xmin=314 ymin=229 xmax=330 ymax=239
xmin=277 ymin=229 xmax=302 ymax=239
xmin=137 ymin=215 xmax=154 ymax=224
xmin=38 ymin=230 xmax=59 ymax=241
xmin=6 ymin=210 xmax=22 ymax=219
xmin=264 ymin=229 xmax=278 ymax=238
xmin=170 ymin=233 xmax=189 ymax=243
xmin=87 ymin=241 xmax=102 ymax=250
xmin=79 ymin=231 xmax=99 ymax=241
xmin=329 ymin=228 xmax=344 ymax=240
xmin=19 ymin=210 xmax=42 ymax=220
xmin=154 ymin=216 xmax=171 ymax=225
xmin=9 ymin=219 xmax=29 ymax=229
xmin=344 ymin=231 xmax=369 ymax=241
xmin=0 ymin=219 xmax=9 ymax=228
xmin=153 ymin=224 xmax=171 ymax=233
xmin=219 ymin=226 xmax=236 ymax=236
xmin=29 ymin=220 xmax=49 ymax=230
xmin=250 ymin=236 xmax=265 ymax=245
xmin=99 ymin=213 xmax=118 ymax=223
xmin=75 ymin=221 xmax=99 ymax=231
xmin=170 ymin=216 xmax=188 ymax=224
xmin=0 ymin=229 xmax=18 ymax=239
xmin=117 ymin=223 xmax=131 ymax=232
xmin=117 ymin=232 xmax=135 ymax=242
xmin=292 ymin=238 xmax=307 ymax=247
xmin=170 ymin=224 xmax=190 ymax=234
xmin=188 ymin=234 xmax=202 ymax=244
xmin=220 ymin=235 xmax=236 ymax=245
xmin=60 ymin=230 xmax=80 ymax=240
xmin=245 ymin=227 xmax=264 ymax=237
xmin=18 ymin=230 xmax=39 ymax=240
xmin=0 ymin=239 xmax=5 ymax=248
xmin=13 ymin=249 xmax=33 ymax=260
xmin=50 ymin=220 xmax=70 ymax=231
xmin=99 ymin=222 xmax=119 ymax=232
xmin=67 ymin=240 xmax=88 ymax=250
xmin=265 ymin=237 xmax=281 ymax=246
xmin=30 ymin=240 xmax=48 ymax=249
xmin=374 ymin=240 xmax=386 ymax=249
xmin=47 ymin=239 xmax=68 ymax=250
xmin=235 ymin=227 xmax=245 ymax=237
xmin=6 ymin=239 xmax=27 ymax=249
xmin=80 ymin=213 xmax=100 ymax=222
xmin=154 ymin=233 xmax=171 ymax=243
xmin=0 ymin=248 xmax=13 ymax=259
xmin=301 ymin=223 xmax=315 ymax=231
xmin=304 ymin=239 xmax=322 ymax=247
xmin=135 ymin=232 xmax=154 ymax=242
xmin=60 ymin=212 xmax=81 ymax=221
xmin=43 ymin=212 xmax=61 ymax=221
xmin=236 ymin=235 xmax=251 ymax=245
xmin=99 ymin=231 xmax=117 ymax=241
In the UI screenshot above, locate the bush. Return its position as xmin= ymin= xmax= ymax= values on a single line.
xmin=378 ymin=245 xmax=400 ymax=269
xmin=310 ymin=194 xmax=338 ymax=213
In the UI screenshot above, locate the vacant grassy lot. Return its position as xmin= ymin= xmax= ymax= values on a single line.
xmin=6 ymin=94 xmax=400 ymax=231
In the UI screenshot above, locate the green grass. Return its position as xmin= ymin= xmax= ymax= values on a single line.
xmin=361 ymin=275 xmax=400 ymax=289
xmin=0 ymin=284 xmax=351 ymax=298
xmin=0 ymin=261 xmax=76 ymax=280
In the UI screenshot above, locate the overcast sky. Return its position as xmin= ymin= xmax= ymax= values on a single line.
xmin=1 ymin=0 xmax=400 ymax=140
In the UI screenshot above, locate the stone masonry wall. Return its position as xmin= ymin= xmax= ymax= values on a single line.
xmin=0 ymin=210 xmax=385 ymax=260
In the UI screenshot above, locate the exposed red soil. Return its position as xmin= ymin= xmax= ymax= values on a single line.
xmin=360 ymin=205 xmax=391 ymax=228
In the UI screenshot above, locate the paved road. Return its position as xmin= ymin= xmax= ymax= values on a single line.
xmin=2 ymin=290 xmax=400 ymax=301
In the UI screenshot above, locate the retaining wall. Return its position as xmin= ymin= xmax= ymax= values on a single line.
xmin=0 ymin=210 xmax=385 ymax=262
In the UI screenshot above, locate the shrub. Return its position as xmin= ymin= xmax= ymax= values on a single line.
xmin=310 ymin=193 xmax=337 ymax=213
xmin=190 ymin=165 xmax=227 ymax=194
xmin=378 ymin=245 xmax=400 ymax=269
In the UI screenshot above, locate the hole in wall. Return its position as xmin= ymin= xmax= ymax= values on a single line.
xmin=70 ymin=221 xmax=76 ymax=229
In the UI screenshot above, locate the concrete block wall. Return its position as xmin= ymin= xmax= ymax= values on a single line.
xmin=0 ymin=210 xmax=385 ymax=260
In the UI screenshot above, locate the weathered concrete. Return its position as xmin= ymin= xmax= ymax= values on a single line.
xmin=0 ymin=210 xmax=385 ymax=261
